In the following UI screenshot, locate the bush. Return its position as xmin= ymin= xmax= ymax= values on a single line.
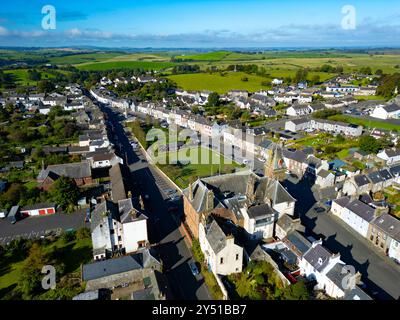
xmin=76 ymin=228 xmax=90 ymax=240
xmin=61 ymin=230 xmax=76 ymax=243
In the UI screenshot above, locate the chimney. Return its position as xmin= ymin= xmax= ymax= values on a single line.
xmin=206 ymin=189 xmax=214 ymax=212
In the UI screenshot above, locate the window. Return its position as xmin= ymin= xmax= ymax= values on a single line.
xmin=110 ymin=229 xmax=115 ymax=234
xmin=236 ymin=254 xmax=239 ymax=261
xmin=118 ymin=236 xmax=122 ymax=241
xmin=220 ymin=257 xmax=224 ymax=264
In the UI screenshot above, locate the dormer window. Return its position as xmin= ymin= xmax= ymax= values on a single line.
xmin=318 ymin=257 xmax=323 ymax=265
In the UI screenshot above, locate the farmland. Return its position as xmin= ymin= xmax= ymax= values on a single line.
xmin=76 ymin=60 xmax=176 ymax=71
xmin=168 ymin=70 xmax=335 ymax=93
xmin=4 ymin=69 xmax=56 ymax=86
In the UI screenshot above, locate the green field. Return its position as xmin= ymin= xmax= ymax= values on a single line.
xmin=4 ymin=69 xmax=55 ymax=86
xmin=168 ymin=71 xmax=271 ymax=93
xmin=329 ymin=115 xmax=400 ymax=131
xmin=77 ymin=60 xmax=176 ymax=71
xmin=156 ymin=147 xmax=243 ymax=188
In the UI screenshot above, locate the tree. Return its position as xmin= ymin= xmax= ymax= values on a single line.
xmin=37 ymin=80 xmax=55 ymax=93
xmin=49 ymin=176 xmax=80 ymax=210
xmin=207 ymin=92 xmax=220 ymax=107
xmin=359 ymin=135 xmax=381 ymax=153
xmin=282 ymin=279 xmax=310 ymax=300
xmin=294 ymin=68 xmax=309 ymax=83
xmin=76 ymin=228 xmax=90 ymax=240
xmin=18 ymin=242 xmax=48 ymax=298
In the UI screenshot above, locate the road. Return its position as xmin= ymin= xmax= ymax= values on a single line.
xmin=283 ymin=177 xmax=400 ymax=300
xmin=98 ymin=102 xmax=212 ymax=300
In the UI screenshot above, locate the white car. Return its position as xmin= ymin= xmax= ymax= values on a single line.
xmin=257 ymin=157 xmax=266 ymax=163
xmin=242 ymin=159 xmax=249 ymax=165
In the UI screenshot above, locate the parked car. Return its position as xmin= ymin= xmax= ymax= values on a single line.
xmin=189 ymin=261 xmax=200 ymax=276
xmin=313 ymin=207 xmax=326 ymax=213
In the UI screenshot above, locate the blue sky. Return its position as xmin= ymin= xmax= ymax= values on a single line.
xmin=0 ymin=0 xmax=399 ymax=47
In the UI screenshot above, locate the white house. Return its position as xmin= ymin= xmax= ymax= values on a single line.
xmin=315 ymin=169 xmax=336 ymax=188
xmin=370 ymin=104 xmax=400 ymax=120
xmin=331 ymin=197 xmax=376 ymax=238
xmin=377 ymin=148 xmax=400 ymax=165
xmin=299 ymin=240 xmax=370 ymax=300
xmin=89 ymin=153 xmax=123 ymax=169
xmin=286 ymin=104 xmax=312 ymax=117
xmin=272 ymin=78 xmax=283 ymax=85
xmin=199 ymin=217 xmax=243 ymax=276
xmin=240 ymin=203 xmax=276 ymax=240
xmin=118 ymin=199 xmax=149 ymax=254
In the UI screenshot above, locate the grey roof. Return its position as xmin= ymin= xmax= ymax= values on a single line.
xmin=248 ymin=203 xmax=274 ymax=219
xmin=282 ymin=149 xmax=307 ymax=163
xmin=284 ymin=231 xmax=312 ymax=257
xmin=39 ymin=161 xmax=91 ymax=180
xmin=82 ymin=249 xmax=160 ymax=282
xmin=318 ymin=169 xmax=333 ymax=179
xmin=367 ymin=171 xmax=384 ymax=184
xmin=379 ymin=169 xmax=393 ymax=181
xmin=383 ymin=103 xmax=400 ymax=113
xmin=72 ymin=290 xmax=100 ymax=300
xmin=119 ymin=198 xmax=147 ymax=224
xmin=389 ymin=164 xmax=400 ymax=177
xmin=205 ymin=219 xmax=230 ymax=254
xmin=333 ymin=196 xmax=351 ymax=208
xmin=353 ymin=174 xmax=371 ymax=187
xmin=265 ymin=180 xmax=297 ymax=205
xmin=344 ymin=286 xmax=372 ymax=300
xmin=371 ymin=213 xmax=400 ymax=242
xmin=384 ymin=148 xmax=400 ymax=158
xmin=90 ymin=201 xmax=119 ymax=231
xmin=21 ymin=203 xmax=56 ymax=211
xmin=110 ymin=163 xmax=131 ymax=202
xmin=303 ymin=244 xmax=332 ymax=272
xmin=346 ymin=199 xmax=376 ymax=222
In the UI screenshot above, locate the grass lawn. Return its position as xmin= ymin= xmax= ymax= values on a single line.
xmin=336 ymin=149 xmax=350 ymax=160
xmin=76 ymin=60 xmax=175 ymax=71
xmin=168 ymin=72 xmax=271 ymax=93
xmin=0 ymin=236 xmax=92 ymax=297
xmin=355 ymin=95 xmax=387 ymax=101
xmin=328 ymin=115 xmax=400 ymax=131
xmin=156 ymin=147 xmax=243 ymax=188
xmin=4 ymin=69 xmax=55 ymax=86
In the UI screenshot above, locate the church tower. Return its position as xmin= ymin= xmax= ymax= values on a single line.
xmin=264 ymin=142 xmax=286 ymax=181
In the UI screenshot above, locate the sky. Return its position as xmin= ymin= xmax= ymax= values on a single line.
xmin=0 ymin=0 xmax=399 ymax=48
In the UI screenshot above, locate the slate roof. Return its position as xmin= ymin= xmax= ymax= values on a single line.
xmin=303 ymin=244 xmax=332 ymax=272
xmin=90 ymin=200 xmax=119 ymax=231
xmin=383 ymin=104 xmax=400 ymax=113
xmin=389 ymin=164 xmax=400 ymax=177
xmin=110 ymin=163 xmax=131 ymax=202
xmin=205 ymin=219 xmax=230 ymax=254
xmin=346 ymin=199 xmax=376 ymax=222
xmin=325 ymin=263 xmax=372 ymax=300
xmin=318 ymin=169 xmax=333 ymax=179
xmin=384 ymin=148 xmax=400 ymax=158
xmin=82 ymin=249 xmax=160 ymax=282
xmin=284 ymin=231 xmax=311 ymax=257
xmin=371 ymin=213 xmax=400 ymax=242
xmin=282 ymin=149 xmax=307 ymax=163
xmin=21 ymin=203 xmax=56 ymax=211
xmin=248 ymin=203 xmax=274 ymax=219
xmin=39 ymin=161 xmax=91 ymax=180
xmin=379 ymin=169 xmax=393 ymax=181
xmin=353 ymin=174 xmax=371 ymax=187
xmin=367 ymin=171 xmax=384 ymax=184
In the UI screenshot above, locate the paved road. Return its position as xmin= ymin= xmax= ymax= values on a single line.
xmin=283 ymin=178 xmax=400 ymax=300
xmin=98 ymin=102 xmax=212 ymax=300
xmin=0 ymin=210 xmax=87 ymax=244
